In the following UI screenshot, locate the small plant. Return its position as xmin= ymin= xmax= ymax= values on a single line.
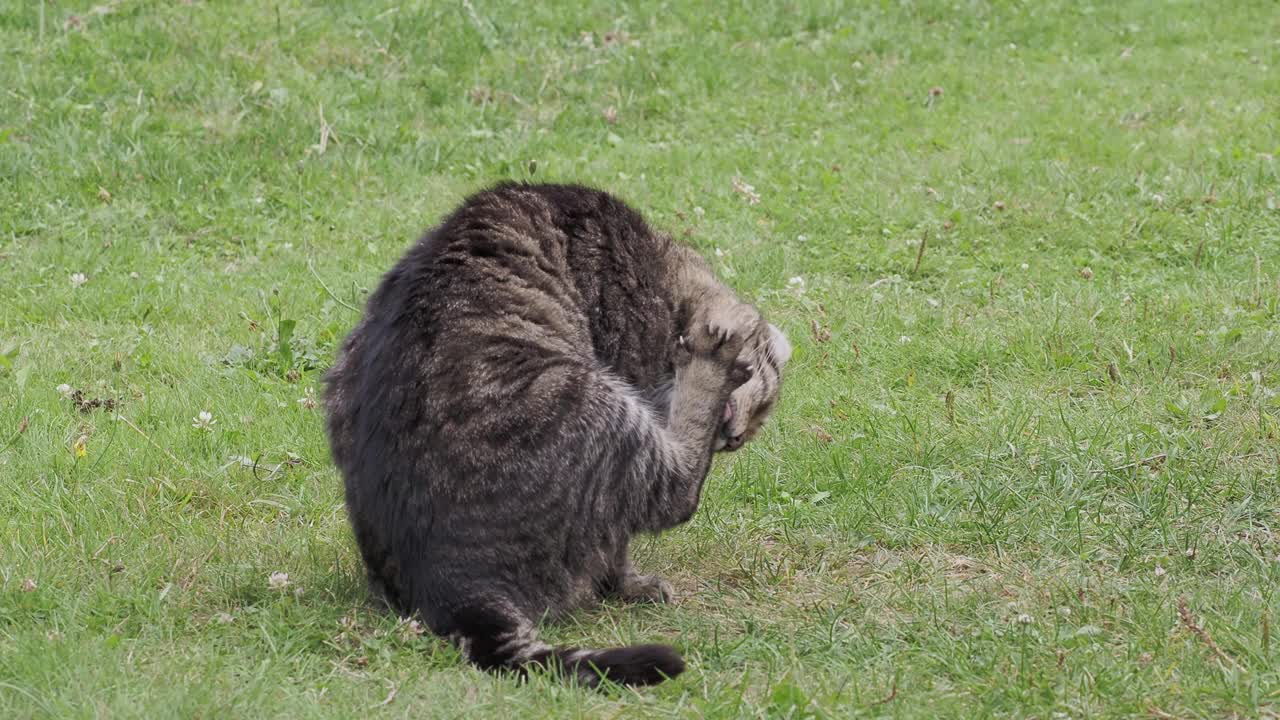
xmin=221 ymin=290 xmax=329 ymax=379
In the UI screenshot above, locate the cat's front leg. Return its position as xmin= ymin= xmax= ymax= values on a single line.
xmin=603 ymin=543 xmax=675 ymax=604
xmin=620 ymin=570 xmax=675 ymax=604
xmin=634 ymin=308 xmax=751 ymax=532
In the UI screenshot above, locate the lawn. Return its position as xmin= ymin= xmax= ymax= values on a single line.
xmin=2 ymin=0 xmax=1279 ymax=717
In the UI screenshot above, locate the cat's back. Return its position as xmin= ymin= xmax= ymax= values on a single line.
xmin=473 ymin=182 xmax=679 ymax=386
xmin=325 ymin=182 xmax=675 ymax=467
xmin=389 ymin=182 xmax=676 ymax=376
xmin=390 ymin=182 xmax=662 ymax=319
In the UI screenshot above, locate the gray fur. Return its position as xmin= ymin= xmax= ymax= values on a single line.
xmin=323 ymin=182 xmax=788 ymax=687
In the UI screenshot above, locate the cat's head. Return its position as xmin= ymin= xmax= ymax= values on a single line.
xmin=716 ymin=322 xmax=791 ymax=452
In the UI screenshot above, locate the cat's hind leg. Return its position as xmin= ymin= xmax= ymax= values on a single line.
xmin=441 ymin=599 xmax=684 ymax=688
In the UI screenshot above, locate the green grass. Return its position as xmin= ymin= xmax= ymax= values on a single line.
xmin=2 ymin=0 xmax=1279 ymax=716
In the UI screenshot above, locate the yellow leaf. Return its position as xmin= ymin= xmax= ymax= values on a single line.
xmin=73 ymin=436 xmax=87 ymax=458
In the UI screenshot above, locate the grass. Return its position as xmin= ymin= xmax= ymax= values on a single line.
xmin=2 ymin=0 xmax=1279 ymax=716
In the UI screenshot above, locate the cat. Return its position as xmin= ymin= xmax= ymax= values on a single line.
xmin=323 ymin=182 xmax=791 ymax=688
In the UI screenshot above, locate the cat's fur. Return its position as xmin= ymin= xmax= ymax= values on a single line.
xmin=323 ymin=182 xmax=790 ymax=688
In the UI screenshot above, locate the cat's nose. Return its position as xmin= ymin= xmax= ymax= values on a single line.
xmin=724 ymin=434 xmax=745 ymax=451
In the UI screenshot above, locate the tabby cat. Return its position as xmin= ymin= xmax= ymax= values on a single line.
xmin=323 ymin=182 xmax=790 ymax=688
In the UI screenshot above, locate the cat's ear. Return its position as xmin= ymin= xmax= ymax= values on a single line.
xmin=767 ymin=323 xmax=792 ymax=366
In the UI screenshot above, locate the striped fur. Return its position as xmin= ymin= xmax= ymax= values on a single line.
xmin=322 ymin=182 xmax=788 ymax=688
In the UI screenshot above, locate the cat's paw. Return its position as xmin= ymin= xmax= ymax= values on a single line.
xmin=621 ymin=574 xmax=675 ymax=605
xmin=685 ymin=302 xmax=756 ymax=367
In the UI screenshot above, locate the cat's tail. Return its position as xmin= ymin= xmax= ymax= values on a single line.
xmin=449 ymin=605 xmax=685 ymax=688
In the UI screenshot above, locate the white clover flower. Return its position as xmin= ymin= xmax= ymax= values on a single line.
xmin=70 ymin=273 xmax=88 ymax=287
xmin=731 ymin=176 xmax=761 ymax=205
xmin=1016 ymin=613 xmax=1034 ymax=625
xmin=57 ymin=383 xmax=73 ymax=398
xmin=268 ymin=572 xmax=290 ymax=591
xmin=192 ymin=411 xmax=217 ymax=431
